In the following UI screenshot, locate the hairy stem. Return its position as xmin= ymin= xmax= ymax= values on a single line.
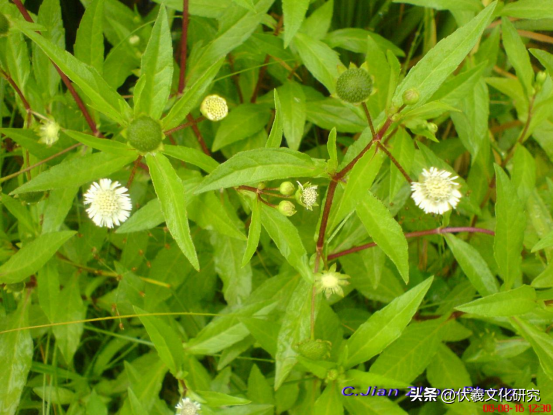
xmin=328 ymin=227 xmax=495 ymax=260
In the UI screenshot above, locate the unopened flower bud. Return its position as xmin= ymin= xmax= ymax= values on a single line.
xmin=128 ymin=35 xmax=140 ymax=46
xmin=38 ymin=119 xmax=60 ymax=147
xmin=278 ymin=200 xmax=296 ymax=217
xmin=279 ymin=181 xmax=295 ymax=196
xmin=294 ymin=339 xmax=332 ymax=361
xmin=200 ymin=94 xmax=228 ymax=121
xmin=257 ymin=182 xmax=266 ymax=190
xmin=0 ymin=13 xmax=9 ymax=36
xmin=536 ymin=71 xmax=547 ymax=85
xmin=335 ymin=67 xmax=373 ymax=104
xmin=403 ymin=88 xmax=420 ymax=105
xmin=427 ymin=122 xmax=438 ymax=133
xmin=127 ymin=115 xmax=164 ymax=153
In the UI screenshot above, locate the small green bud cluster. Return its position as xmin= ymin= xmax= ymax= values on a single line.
xmin=127 ymin=115 xmax=164 ymax=153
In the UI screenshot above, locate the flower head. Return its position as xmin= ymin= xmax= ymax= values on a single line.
xmin=175 ymin=397 xmax=201 ymax=415
xmin=335 ymin=63 xmax=373 ymax=104
xmin=411 ymin=167 xmax=462 ymax=214
xmin=295 ymin=181 xmax=318 ymax=211
xmin=38 ymin=119 xmax=60 ymax=147
xmin=200 ymin=94 xmax=228 ymax=122
xmin=314 ymin=264 xmax=350 ymax=299
xmin=84 ymin=179 xmax=132 ymax=228
xmin=127 ymin=115 xmax=164 ymax=153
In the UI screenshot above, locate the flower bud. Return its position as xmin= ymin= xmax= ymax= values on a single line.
xmin=536 ymin=71 xmax=547 ymax=85
xmin=403 ymin=88 xmax=420 ymax=105
xmin=257 ymin=182 xmax=266 ymax=190
xmin=427 ymin=122 xmax=438 ymax=133
xmin=278 ymin=200 xmax=297 ymax=217
xmin=200 ymin=94 xmax=228 ymax=122
xmin=128 ymin=35 xmax=140 ymax=46
xmin=0 ymin=13 xmax=9 ymax=36
xmin=127 ymin=115 xmax=164 ymax=153
xmin=279 ymin=181 xmax=295 ymax=196
xmin=294 ymin=339 xmax=332 ymax=361
xmin=38 ymin=119 xmax=60 ymax=147
xmin=335 ymin=68 xmax=373 ymax=104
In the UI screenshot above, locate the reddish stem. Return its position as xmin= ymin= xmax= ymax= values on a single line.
xmin=327 ymin=227 xmax=495 ymax=260
xmin=178 ymin=0 xmax=189 ymax=94
xmin=1 ymin=70 xmax=32 ymax=126
xmin=164 ymin=116 xmax=205 ymax=135
xmin=186 ymin=114 xmax=210 ymax=156
xmin=377 ymin=141 xmax=412 ymax=183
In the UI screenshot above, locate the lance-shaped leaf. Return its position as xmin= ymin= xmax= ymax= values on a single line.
xmin=502 ymin=18 xmax=534 ymax=97
xmin=502 ymin=0 xmax=553 ymax=20
xmin=163 ymin=145 xmax=219 ymax=173
xmin=393 ymin=2 xmax=496 ymax=108
xmin=456 ymin=285 xmax=537 ymax=317
xmin=356 ymin=192 xmax=409 ymax=284
xmin=12 ymin=152 xmax=137 ymax=194
xmin=64 ymin=130 xmax=132 ymax=154
xmin=0 ymin=231 xmax=76 ymax=284
xmin=345 ymin=277 xmax=433 ymax=368
xmin=134 ymin=6 xmax=173 ymax=120
xmin=494 ymin=165 xmax=526 ymax=290
xmin=14 ymin=21 xmax=132 ymax=125
xmin=242 ymin=198 xmax=262 ymax=266
xmin=0 ymin=304 xmax=32 ymax=415
xmin=147 ymin=153 xmax=199 ymax=270
xmin=266 ymin=88 xmax=283 ymax=148
xmin=283 ymin=0 xmax=309 ymax=47
xmin=74 ymin=0 xmax=104 ymax=73
xmin=511 ymin=317 xmax=553 ymax=379
xmin=195 ymin=148 xmax=324 ymax=194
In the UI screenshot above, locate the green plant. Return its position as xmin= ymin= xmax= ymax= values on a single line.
xmin=1 ymin=0 xmax=553 ymax=413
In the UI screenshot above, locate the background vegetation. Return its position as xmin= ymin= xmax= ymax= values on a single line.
xmin=1 ymin=0 xmax=553 ymax=413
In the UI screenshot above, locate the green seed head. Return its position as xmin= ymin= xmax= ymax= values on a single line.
xmin=279 ymin=181 xmax=295 ymax=196
xmin=403 ymin=88 xmax=420 ymax=105
xmin=127 ymin=115 xmax=164 ymax=153
xmin=278 ymin=200 xmax=297 ymax=217
xmin=294 ymin=339 xmax=332 ymax=360
xmin=335 ymin=68 xmax=373 ymax=104
xmin=0 ymin=13 xmax=9 ymax=37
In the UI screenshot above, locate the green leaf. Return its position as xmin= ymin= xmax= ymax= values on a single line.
xmin=444 ymin=234 xmax=499 ymax=297
xmin=0 ymin=128 xmax=65 ymax=160
xmin=33 ymin=386 xmax=76 ymax=405
xmin=511 ymin=317 xmax=553 ymax=380
xmin=127 ymin=389 xmax=149 ymax=415
xmin=42 ymin=187 xmax=79 ymax=233
xmin=116 ymin=199 xmax=164 ymax=234
xmin=327 ymin=127 xmax=338 ymax=171
xmin=502 ymin=17 xmax=534 ymax=97
xmin=134 ymin=6 xmax=173 ymax=120
xmin=189 ymin=193 xmax=247 ymax=241
xmin=532 ymin=230 xmax=553 ymax=253
xmin=502 ymin=0 xmax=553 ymax=20
xmin=74 ymin=0 xmax=104 ymax=73
xmin=342 ymin=395 xmax=407 ymax=415
xmin=14 ymin=20 xmax=132 ymax=125
xmin=12 ymin=152 xmax=137 ymax=194
xmin=64 ymin=130 xmax=133 ymax=154
xmin=195 ymin=390 xmax=251 ymax=407
xmin=494 ymin=165 xmax=526 ymax=289
xmin=293 ymin=32 xmax=342 ymax=94
xmin=370 ymin=320 xmax=446 ymax=384
xmin=163 ymin=145 xmax=219 ymax=173
xmin=345 ymin=370 xmax=411 ymax=389
xmin=1 ymin=193 xmax=35 ymax=235
xmin=345 ymin=277 xmax=433 ymax=368
xmin=313 ymin=385 xmax=343 ymax=415
xmin=283 ymin=0 xmax=309 ymax=47
xmin=135 ymin=306 xmax=185 ymax=377
xmin=36 ymin=260 xmax=60 ymax=323
xmin=392 ymin=0 xmax=482 ymax=12
xmin=456 ymin=285 xmax=537 ymax=317
xmin=277 ymin=81 xmax=306 ymax=151
xmin=147 ymin=153 xmax=199 ymax=270
xmin=325 ymin=28 xmax=405 ymax=57
xmin=531 ymin=49 xmax=553 ymax=75
xmin=393 ymin=2 xmax=496 ymax=108
xmin=0 ymin=231 xmax=76 ymax=284
xmin=195 ymin=148 xmax=324 ymax=193
xmin=532 ymin=261 xmax=553 ymax=288
xmin=212 ymin=104 xmax=271 ymax=151
xmin=356 ymin=192 xmax=409 ymax=284
xmin=161 ymin=58 xmax=224 ymax=130
xmin=260 ymin=203 xmax=312 ymax=282
xmin=266 ymin=89 xmax=283 ymax=148
xmin=0 ymin=303 xmax=32 ymax=415
xmin=248 ymin=365 xmax=274 ymax=405
xmin=242 ymin=199 xmax=262 ymax=266
xmin=427 ymin=343 xmax=471 ymax=389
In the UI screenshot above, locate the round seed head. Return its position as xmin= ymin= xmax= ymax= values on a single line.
xmin=127 ymin=115 xmax=164 ymax=153
xmin=335 ymin=68 xmax=373 ymax=104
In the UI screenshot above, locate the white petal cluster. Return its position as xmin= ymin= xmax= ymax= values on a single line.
xmin=38 ymin=120 xmax=60 ymax=147
xmin=175 ymin=397 xmax=201 ymax=415
xmin=84 ymin=179 xmax=132 ymax=228
xmin=297 ymin=181 xmax=318 ymax=211
xmin=411 ymin=167 xmax=462 ymax=214
xmin=200 ymin=94 xmax=228 ymax=121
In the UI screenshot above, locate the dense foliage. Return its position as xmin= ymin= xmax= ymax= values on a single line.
xmin=1 ymin=0 xmax=553 ymax=413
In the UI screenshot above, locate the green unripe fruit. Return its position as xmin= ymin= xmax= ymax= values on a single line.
xmin=294 ymin=339 xmax=332 ymax=360
xmin=403 ymin=88 xmax=420 ymax=105
xmin=427 ymin=122 xmax=438 ymax=133
xmin=0 ymin=13 xmax=9 ymax=36
xmin=336 ymin=68 xmax=372 ymax=104
xmin=127 ymin=115 xmax=163 ymax=152
xmin=279 ymin=181 xmax=295 ymax=196
xmin=278 ymin=200 xmax=297 ymax=217
xmin=19 ymin=191 xmax=44 ymax=204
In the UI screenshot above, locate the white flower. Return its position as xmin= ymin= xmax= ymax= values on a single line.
xmin=175 ymin=397 xmax=201 ymax=415
xmin=84 ymin=179 xmax=132 ymax=228
xmin=200 ymin=94 xmax=228 ymax=121
xmin=314 ymin=264 xmax=350 ymax=299
xmin=411 ymin=167 xmax=462 ymax=214
xmin=296 ymin=181 xmax=318 ymax=211
xmin=38 ymin=119 xmax=60 ymax=146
